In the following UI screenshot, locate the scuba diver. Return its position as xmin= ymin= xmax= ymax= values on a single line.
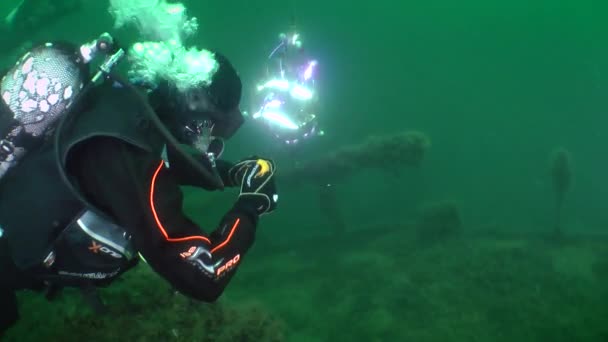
xmin=0 ymin=0 xmax=278 ymax=334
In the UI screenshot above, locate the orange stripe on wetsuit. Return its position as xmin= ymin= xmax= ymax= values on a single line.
xmin=149 ymin=160 xmax=240 ymax=252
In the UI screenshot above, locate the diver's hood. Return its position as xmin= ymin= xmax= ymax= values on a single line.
xmin=149 ymin=51 xmax=244 ymax=146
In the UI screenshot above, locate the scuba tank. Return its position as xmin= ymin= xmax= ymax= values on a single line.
xmin=0 ymin=33 xmax=117 ymax=180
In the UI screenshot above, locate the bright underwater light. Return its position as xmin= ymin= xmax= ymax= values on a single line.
xmin=249 ymin=28 xmax=324 ymax=145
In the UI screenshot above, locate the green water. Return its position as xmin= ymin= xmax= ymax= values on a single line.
xmin=2 ymin=0 xmax=608 ymax=341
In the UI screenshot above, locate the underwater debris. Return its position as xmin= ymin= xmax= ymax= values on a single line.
xmin=550 ymin=147 xmax=572 ymax=238
xmin=416 ymin=201 xmax=462 ymax=242
xmin=283 ymin=131 xmax=430 ymax=185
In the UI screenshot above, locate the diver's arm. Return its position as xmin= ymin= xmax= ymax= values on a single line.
xmin=141 ymin=158 xmax=259 ymax=300
xmin=68 ymin=138 xmax=259 ymax=301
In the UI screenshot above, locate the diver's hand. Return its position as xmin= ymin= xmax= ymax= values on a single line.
xmin=233 ymin=158 xmax=278 ymax=216
xmin=227 ymin=157 xmax=265 ymax=186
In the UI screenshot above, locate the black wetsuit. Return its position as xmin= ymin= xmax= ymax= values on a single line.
xmin=67 ymin=139 xmax=259 ymax=300
xmin=0 ymin=81 xmax=260 ymax=332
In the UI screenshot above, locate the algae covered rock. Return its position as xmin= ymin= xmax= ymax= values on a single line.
xmin=4 ymin=266 xmax=287 ymax=342
xmin=283 ymin=130 xmax=430 ymax=185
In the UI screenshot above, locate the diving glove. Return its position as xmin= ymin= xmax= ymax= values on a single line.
xmin=230 ymin=158 xmax=278 ymax=215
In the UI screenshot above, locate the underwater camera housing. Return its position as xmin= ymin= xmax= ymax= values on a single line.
xmin=0 ymin=33 xmax=118 ymax=180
